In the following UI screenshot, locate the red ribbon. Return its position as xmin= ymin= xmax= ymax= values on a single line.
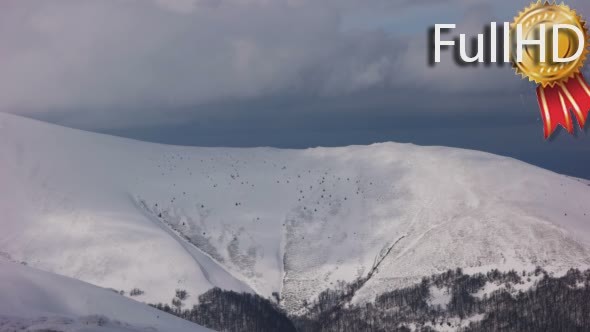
xmin=536 ymin=73 xmax=590 ymax=138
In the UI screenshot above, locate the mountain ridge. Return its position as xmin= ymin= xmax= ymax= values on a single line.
xmin=0 ymin=259 xmax=210 ymax=332
xmin=1 ymin=112 xmax=589 ymax=314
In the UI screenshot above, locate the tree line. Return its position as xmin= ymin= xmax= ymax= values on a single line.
xmin=152 ymin=267 xmax=590 ymax=331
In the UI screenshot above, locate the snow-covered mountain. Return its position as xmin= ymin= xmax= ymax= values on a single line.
xmin=0 ymin=260 xmax=209 ymax=332
xmin=1 ymin=113 xmax=590 ymax=315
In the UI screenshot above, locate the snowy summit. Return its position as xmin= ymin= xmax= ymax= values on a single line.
xmin=1 ymin=113 xmax=590 ymax=327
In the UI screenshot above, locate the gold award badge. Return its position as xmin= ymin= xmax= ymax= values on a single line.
xmin=512 ymin=1 xmax=590 ymax=138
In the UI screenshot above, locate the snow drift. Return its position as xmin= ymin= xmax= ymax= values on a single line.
xmin=0 ymin=260 xmax=209 ymax=331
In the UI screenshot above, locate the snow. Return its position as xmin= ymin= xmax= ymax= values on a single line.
xmin=0 ymin=260 xmax=209 ymax=332
xmin=1 ymin=113 xmax=590 ymax=314
xmin=427 ymin=286 xmax=451 ymax=309
xmin=511 ymin=273 xmax=543 ymax=293
xmin=421 ymin=314 xmax=485 ymax=332
xmin=472 ymin=281 xmax=505 ymax=299
xmin=472 ymin=271 xmax=544 ymax=299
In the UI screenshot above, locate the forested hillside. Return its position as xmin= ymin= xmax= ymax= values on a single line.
xmin=154 ymin=267 xmax=590 ymax=332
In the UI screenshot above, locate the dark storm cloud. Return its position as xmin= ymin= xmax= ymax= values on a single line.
xmin=2 ymin=0 xmax=590 ymax=179
xmin=0 ymin=0 xmax=539 ymax=128
xmin=0 ymin=0 xmax=396 ymax=126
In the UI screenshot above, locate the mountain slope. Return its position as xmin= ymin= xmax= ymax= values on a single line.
xmin=1 ymin=113 xmax=589 ymax=314
xmin=0 ymin=260 xmax=209 ymax=332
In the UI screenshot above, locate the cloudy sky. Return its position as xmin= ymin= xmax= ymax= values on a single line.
xmin=2 ymin=0 xmax=590 ymax=178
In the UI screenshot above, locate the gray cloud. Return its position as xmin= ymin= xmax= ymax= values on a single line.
xmin=0 ymin=0 xmax=554 ymax=127
xmin=3 ymin=0 xmax=590 ymax=180
xmin=0 ymin=0 xmax=393 ymax=123
xmin=1 ymin=0 xmax=590 ymax=136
